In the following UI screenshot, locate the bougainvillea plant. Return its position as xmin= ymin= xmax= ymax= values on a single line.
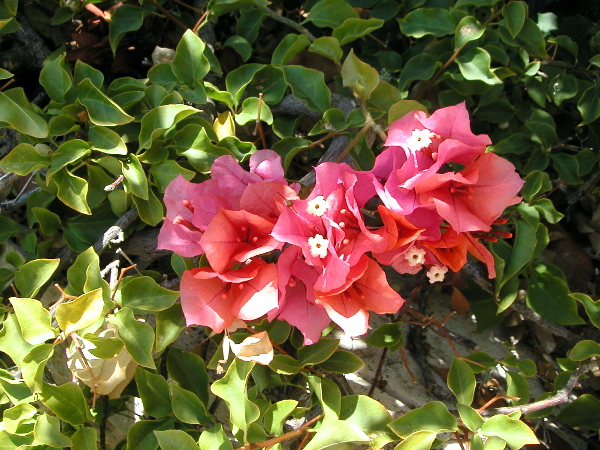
xmin=160 ymin=103 xmax=524 ymax=345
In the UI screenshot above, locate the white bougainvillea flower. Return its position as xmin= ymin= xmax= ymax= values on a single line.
xmin=406 ymin=129 xmax=436 ymax=152
xmin=306 ymin=195 xmax=329 ymax=217
xmin=308 ymin=234 xmax=329 ymax=258
xmin=426 ymin=265 xmax=448 ymax=283
xmin=405 ymin=246 xmax=426 ymax=267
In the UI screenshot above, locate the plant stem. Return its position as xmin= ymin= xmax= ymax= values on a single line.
xmin=237 ymin=414 xmax=323 ymax=450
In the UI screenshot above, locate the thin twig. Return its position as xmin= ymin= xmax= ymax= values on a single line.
xmin=145 ymin=0 xmax=189 ymax=31
xmin=367 ymin=347 xmax=388 ymax=397
xmin=481 ymin=360 xmax=600 ymax=417
xmin=258 ymin=6 xmax=316 ymax=41
xmin=237 ymin=414 xmax=323 ymax=450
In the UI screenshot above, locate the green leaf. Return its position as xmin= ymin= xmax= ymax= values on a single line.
xmin=272 ymin=33 xmax=310 ymax=65
xmin=2 ymin=403 xmax=36 ymax=435
xmin=74 ymin=60 xmax=104 ymax=88
xmin=455 ymin=16 xmax=485 ymax=50
xmin=121 ymin=154 xmax=149 ymax=199
xmin=39 ymin=54 xmax=73 ymax=103
xmin=340 ymin=395 xmax=394 ymax=448
xmin=569 ymin=340 xmax=600 ymax=361
xmin=211 ymin=359 xmax=259 ymax=433
xmin=169 ymin=383 xmax=212 ymax=425
xmin=264 ymin=400 xmax=298 ymax=435
xmin=271 ymin=136 xmax=311 ymax=173
xmin=517 ymin=359 xmax=537 ymax=377
xmin=309 ymin=37 xmax=343 ymax=64
xmin=551 ymin=153 xmax=582 ymax=184
xmin=199 ymin=424 xmax=234 ymax=450
xmin=304 ymin=0 xmax=358 ymax=28
xmin=448 ymin=358 xmax=476 ymax=406
xmin=388 ymin=401 xmax=458 ymax=438
xmin=526 ymin=272 xmax=585 ymax=326
xmin=207 ymin=0 xmax=269 ymax=20
xmin=78 ymin=78 xmax=134 ymax=126
xmin=500 ymin=220 xmax=536 ymax=287
xmin=480 ymin=415 xmax=539 ymax=449
xmin=456 ymin=47 xmax=502 ymax=85
xmin=0 ymin=315 xmax=36 ymax=386
xmin=139 ymin=104 xmax=199 ymax=149
xmin=518 ymin=17 xmax=547 ymax=58
xmin=307 ymin=375 xmax=341 ymax=418
xmin=0 ymin=143 xmax=50 ymax=175
xmin=318 ymin=350 xmax=365 ymax=373
xmin=155 ymin=303 xmax=186 ymax=353
xmin=127 ymin=418 xmax=175 ymax=450
xmin=39 ymin=382 xmax=88 ymax=425
xmin=173 ymin=29 xmax=209 ymax=88
xmin=32 ymin=207 xmax=62 ymax=236
xmin=503 ymin=1 xmax=526 ymax=38
xmin=82 ymin=334 xmax=124 ymax=359
xmin=398 ymin=54 xmax=438 ymax=91
xmin=457 ymin=404 xmax=484 ymax=432
xmin=365 ymin=322 xmax=403 ymax=349
xmin=268 ymin=354 xmax=301 ymax=375
xmin=71 ymin=427 xmax=98 ymax=450
xmin=155 ymin=430 xmax=200 ymax=450
xmin=89 ymin=126 xmax=128 ymax=155
xmin=304 ymin=416 xmax=369 ymax=450
xmin=53 ymin=169 xmax=91 ymax=214
xmin=399 ymin=8 xmax=455 ymax=38
xmin=341 ymin=49 xmax=380 ymax=100
xmin=236 ymin=97 xmax=273 ymax=125
xmin=0 ymin=88 xmax=48 ymax=138
xmin=55 ymin=288 xmax=104 ymax=335
xmin=120 ymin=276 xmax=179 ymax=312
xmin=167 ymin=348 xmax=210 ymax=405
xmin=133 ymin=186 xmax=164 ymax=226
xmin=9 ymin=298 xmax=56 ymax=345
xmin=578 ymin=81 xmax=600 ymax=126
xmin=46 ymin=139 xmax=90 ymax=182
xmin=135 ymin=368 xmax=172 ymax=418
xmin=14 ymin=258 xmax=59 ymax=298
xmin=109 ymin=307 xmax=156 ymax=369
xmin=394 ymin=431 xmax=437 ymax=450
xmin=297 ymin=337 xmax=339 ymax=366
xmin=34 ymin=413 xmax=72 ymax=448
xmin=109 ymin=4 xmax=149 ymax=54
xmin=333 ymin=18 xmax=384 ymax=46
xmin=506 ymin=371 xmax=529 ymax=406
xmin=557 ymin=394 xmax=600 ymax=430
xmin=571 ymin=293 xmax=600 ymax=329
xmin=281 ymin=66 xmax=331 ymax=114
xmin=225 ymin=63 xmax=264 ymax=107
xmin=224 ymin=35 xmax=252 ymax=62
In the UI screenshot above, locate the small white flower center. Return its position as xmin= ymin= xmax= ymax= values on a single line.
xmin=426 ymin=265 xmax=448 ymax=284
xmin=406 ymin=129 xmax=435 ymax=152
xmin=308 ymin=234 xmax=329 ymax=258
xmin=405 ymin=247 xmax=426 ymax=267
xmin=306 ymin=196 xmax=328 ymax=217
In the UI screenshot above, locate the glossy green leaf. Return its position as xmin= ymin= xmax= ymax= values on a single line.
xmin=394 ymin=431 xmax=437 ymax=450
xmin=135 ymin=368 xmax=172 ymax=418
xmin=457 ymin=404 xmax=484 ymax=432
xmin=456 ymin=47 xmax=501 ymax=85
xmin=503 ymin=1 xmax=526 ymax=38
xmin=333 ymin=18 xmax=384 ymax=45
xmin=264 ymin=400 xmax=298 ymax=435
xmin=34 ymin=413 xmax=72 ymax=448
xmin=224 ymin=35 xmax=252 ymax=62
xmin=211 ymin=359 xmax=259 ymax=433
xmin=167 ymin=348 xmax=210 ymax=405
xmin=39 ymin=54 xmax=72 ymax=103
xmin=307 ymin=375 xmax=341 ymax=418
xmin=297 ymin=337 xmax=339 ymax=366
xmin=272 ymin=33 xmax=310 ymax=65
xmin=304 ymin=416 xmax=369 ymax=450
xmin=448 ymin=358 xmax=476 ymax=406
xmin=198 ymin=424 xmax=234 ymax=450
xmin=127 ymin=418 xmax=175 ymax=450
xmin=557 ymin=394 xmax=600 ymax=430
xmin=526 ymin=272 xmax=585 ymax=326
xmin=9 ymin=298 xmax=56 ymax=345
xmin=268 ymin=354 xmax=301 ymax=375
xmin=569 ymin=339 xmax=600 ymax=361
xmin=455 ymin=16 xmax=485 ymax=50
xmin=14 ymin=258 xmax=59 ymax=298
xmin=340 ymin=395 xmax=394 ymax=447
xmin=517 ymin=359 xmax=537 ymax=377
xmin=365 ymin=322 xmax=403 ymax=349
xmin=138 ymin=104 xmax=199 ymax=149
xmin=318 ymin=350 xmax=365 ymax=373
xmin=53 ymin=169 xmax=91 ymax=215
xmin=571 ymin=293 xmax=600 ymax=329
xmin=480 ymin=415 xmax=539 ymax=449
xmin=304 ymin=0 xmax=357 ymax=28
xmin=236 ymin=97 xmax=273 ymax=125
xmin=500 ymin=220 xmax=536 ymax=286
xmin=155 ymin=430 xmax=200 ymax=450
xmin=71 ymin=426 xmax=98 ymax=450
xmin=282 ymin=65 xmax=331 ymax=113
xmin=82 ymin=334 xmax=124 ymax=359
xmin=133 ymin=186 xmax=164 ymax=226
xmin=109 ymin=4 xmax=149 ymax=54
xmin=31 ymin=207 xmax=61 ymax=236
xmin=0 ymin=88 xmax=48 ymax=138
xmin=271 ymin=136 xmax=311 ymax=172
xmin=506 ymin=371 xmax=529 ymax=406
xmin=120 ymin=276 xmax=179 ymax=312
xmin=122 ymin=154 xmax=149 ymax=199
xmin=225 ymin=63 xmax=264 ymax=107
xmin=173 ymin=29 xmax=209 ymax=88
xmin=341 ymin=49 xmax=380 ymax=100
xmin=46 ymin=139 xmax=90 ymax=182
xmin=309 ymin=36 xmax=343 ymax=64
xmin=2 ymin=403 xmax=36 ymax=435
xmin=55 ymin=288 xmax=104 ymax=335
xmin=39 ymin=382 xmax=87 ymax=425
xmin=388 ymin=401 xmax=458 ymax=438
xmin=399 ymin=8 xmax=455 ymax=38
xmin=578 ymin=81 xmax=600 ymax=126
xmin=169 ymin=383 xmax=212 ymax=425
xmin=0 ymin=143 xmax=50 ymax=175
xmin=155 ymin=303 xmax=185 ymax=353
xmin=78 ymin=78 xmax=134 ymax=126
xmin=89 ymin=126 xmax=128 ymax=155
xmin=398 ymin=54 xmax=437 ymax=91
xmin=109 ymin=307 xmax=156 ymax=369
xmin=0 ymin=315 xmax=36 ymax=387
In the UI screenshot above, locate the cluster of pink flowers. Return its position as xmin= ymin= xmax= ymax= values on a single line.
xmin=158 ymin=104 xmax=524 ymax=345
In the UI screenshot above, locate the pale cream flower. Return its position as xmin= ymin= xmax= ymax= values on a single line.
xmin=406 ymin=129 xmax=435 ymax=152
xmin=306 ymin=196 xmax=328 ymax=217
xmin=308 ymin=234 xmax=329 ymax=258
xmin=426 ymin=265 xmax=448 ymax=283
xmin=405 ymin=246 xmax=426 ymax=266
